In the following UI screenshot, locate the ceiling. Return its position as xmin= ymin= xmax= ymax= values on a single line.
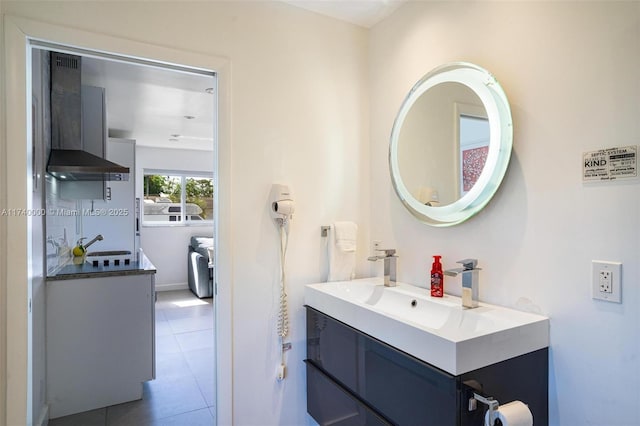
xmin=81 ymin=57 xmax=215 ymax=152
xmin=283 ymin=0 xmax=406 ymax=28
xmin=77 ymin=1 xmax=404 ymax=152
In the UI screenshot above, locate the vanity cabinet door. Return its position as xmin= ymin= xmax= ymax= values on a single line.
xmin=362 ymin=338 xmax=457 ymax=425
xmin=306 ymin=307 xmax=458 ymax=426
xmin=306 ymin=361 xmax=391 ymax=426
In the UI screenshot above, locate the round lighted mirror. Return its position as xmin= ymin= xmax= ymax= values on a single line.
xmin=389 ymin=62 xmax=513 ymax=226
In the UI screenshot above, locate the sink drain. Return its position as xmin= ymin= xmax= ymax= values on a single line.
xmin=411 ymin=299 xmax=417 ymax=307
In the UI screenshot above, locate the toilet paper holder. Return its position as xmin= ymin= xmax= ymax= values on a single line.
xmin=470 ymin=392 xmax=500 ymax=426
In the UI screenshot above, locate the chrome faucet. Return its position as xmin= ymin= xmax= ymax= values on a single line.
xmin=444 ymin=259 xmax=481 ymax=308
xmin=83 ymin=234 xmax=104 ymax=250
xmin=368 ymin=249 xmax=398 ymax=287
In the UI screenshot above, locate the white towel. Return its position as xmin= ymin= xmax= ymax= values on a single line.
xmin=328 ymin=221 xmax=357 ymax=281
xmin=334 ymin=221 xmax=357 ymax=252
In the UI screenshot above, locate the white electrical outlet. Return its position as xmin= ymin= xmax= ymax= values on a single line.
xmin=599 ymin=270 xmax=612 ymax=293
xmin=592 ymin=260 xmax=622 ymax=303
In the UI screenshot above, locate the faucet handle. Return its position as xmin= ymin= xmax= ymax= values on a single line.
xmin=377 ymin=249 xmax=397 ymax=257
xmin=457 ymin=259 xmax=480 ymax=270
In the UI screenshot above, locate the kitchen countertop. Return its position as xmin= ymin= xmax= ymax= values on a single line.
xmin=47 ymin=251 xmax=156 ymax=281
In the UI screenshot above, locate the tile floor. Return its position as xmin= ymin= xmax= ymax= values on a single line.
xmin=49 ymin=290 xmax=215 ymax=426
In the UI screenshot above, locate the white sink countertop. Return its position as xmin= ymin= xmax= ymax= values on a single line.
xmin=305 ymin=278 xmax=549 ymax=375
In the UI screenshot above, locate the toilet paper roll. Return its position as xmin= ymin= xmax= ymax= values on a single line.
xmin=485 ymin=401 xmax=533 ymax=426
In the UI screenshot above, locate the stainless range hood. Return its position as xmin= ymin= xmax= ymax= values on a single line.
xmin=47 ymin=149 xmax=129 ymax=181
xmin=47 ymin=52 xmax=129 ymax=181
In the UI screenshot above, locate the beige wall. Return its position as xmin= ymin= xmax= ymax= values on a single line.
xmin=2 ymin=1 xmax=369 ymax=425
xmin=370 ymin=2 xmax=639 ymax=425
xmin=0 ymin=0 xmax=6 ymax=424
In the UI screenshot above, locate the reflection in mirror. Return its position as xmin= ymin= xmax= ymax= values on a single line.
xmin=398 ymin=82 xmax=488 ymax=206
xmin=389 ymin=62 xmax=512 ymax=226
xmin=458 ymin=112 xmax=489 ymax=196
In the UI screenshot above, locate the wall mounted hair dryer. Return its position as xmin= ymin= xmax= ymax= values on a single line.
xmin=270 ymin=183 xmax=295 ymax=381
xmin=270 ymin=184 xmax=295 ymax=223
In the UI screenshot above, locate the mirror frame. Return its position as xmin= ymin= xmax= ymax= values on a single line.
xmin=389 ymin=62 xmax=513 ymax=226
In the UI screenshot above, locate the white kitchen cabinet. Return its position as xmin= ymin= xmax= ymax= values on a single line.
xmin=46 ymin=272 xmax=155 ymax=419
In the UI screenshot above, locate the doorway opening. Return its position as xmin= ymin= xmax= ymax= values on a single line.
xmin=30 ymin=41 xmax=219 ymax=424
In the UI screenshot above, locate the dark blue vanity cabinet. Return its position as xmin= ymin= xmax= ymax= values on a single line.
xmin=305 ymin=306 xmax=548 ymax=426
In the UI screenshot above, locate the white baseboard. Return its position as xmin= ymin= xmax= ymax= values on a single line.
xmin=36 ymin=404 xmax=49 ymax=426
xmin=156 ymin=282 xmax=188 ymax=292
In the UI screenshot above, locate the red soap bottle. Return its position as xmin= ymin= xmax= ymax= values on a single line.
xmin=430 ymin=255 xmax=444 ymax=297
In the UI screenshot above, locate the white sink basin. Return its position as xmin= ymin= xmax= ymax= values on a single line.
xmin=305 ymin=278 xmax=549 ymax=375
